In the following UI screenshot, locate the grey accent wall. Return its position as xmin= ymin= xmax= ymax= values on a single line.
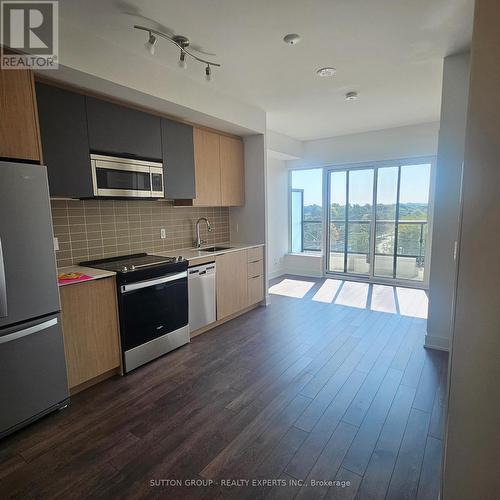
xmin=426 ymin=52 xmax=470 ymax=351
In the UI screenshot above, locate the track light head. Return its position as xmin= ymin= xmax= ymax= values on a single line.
xmin=205 ymin=64 xmax=212 ymax=82
xmin=145 ymin=32 xmax=157 ymax=55
xmin=178 ymin=50 xmax=187 ymax=69
xmin=134 ymin=25 xmax=221 ymax=80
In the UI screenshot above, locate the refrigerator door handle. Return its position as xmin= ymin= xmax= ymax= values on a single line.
xmin=0 ymin=236 xmax=7 ymax=318
xmin=0 ymin=317 xmax=58 ymax=344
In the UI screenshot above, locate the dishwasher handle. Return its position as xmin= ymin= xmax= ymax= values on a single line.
xmin=188 ymin=263 xmax=216 ymax=279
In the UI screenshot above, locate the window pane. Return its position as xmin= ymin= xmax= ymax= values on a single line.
xmin=291 ymin=189 xmax=303 ymax=253
xmin=374 ymin=166 xmax=398 ymax=278
xmin=291 ymin=169 xmax=323 ymax=253
xmin=347 ymin=169 xmax=373 ymax=275
xmin=396 ymin=164 xmax=431 ymax=281
xmin=329 ymin=221 xmax=345 ymax=272
xmin=329 ymin=171 xmax=346 ymax=271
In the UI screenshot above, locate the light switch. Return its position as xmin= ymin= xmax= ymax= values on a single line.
xmin=53 ymin=237 xmax=59 ymax=251
xmin=160 ymin=228 xmax=166 ymax=239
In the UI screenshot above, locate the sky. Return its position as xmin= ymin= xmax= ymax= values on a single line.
xmin=291 ymin=164 xmax=431 ymax=206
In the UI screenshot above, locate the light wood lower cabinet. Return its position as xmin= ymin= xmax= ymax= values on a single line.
xmin=247 ymin=246 xmax=265 ymax=306
xmin=216 ymin=250 xmax=248 ymax=320
xmin=247 ymin=275 xmax=264 ymax=305
xmin=60 ymin=277 xmax=121 ymax=390
xmin=216 ymin=247 xmax=265 ymax=321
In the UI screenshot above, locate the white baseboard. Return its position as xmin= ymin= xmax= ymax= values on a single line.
xmin=424 ymin=334 xmax=450 ymax=352
xmin=268 ymin=268 xmax=285 ymax=279
xmin=284 ymin=268 xmax=323 ymax=278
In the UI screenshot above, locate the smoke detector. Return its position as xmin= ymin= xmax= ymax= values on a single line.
xmin=317 ymin=67 xmax=336 ymax=77
xmin=283 ymin=34 xmax=301 ymax=45
xmin=345 ymin=91 xmax=359 ymax=101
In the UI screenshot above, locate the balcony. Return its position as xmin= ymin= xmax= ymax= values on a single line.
xmin=294 ymin=218 xmax=427 ymax=281
xmin=329 ymin=219 xmax=427 ymax=281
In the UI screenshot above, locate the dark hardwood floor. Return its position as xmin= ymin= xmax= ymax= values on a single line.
xmin=0 ymin=276 xmax=447 ymax=500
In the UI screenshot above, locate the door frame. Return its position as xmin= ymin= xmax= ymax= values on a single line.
xmin=323 ymin=156 xmax=436 ymax=289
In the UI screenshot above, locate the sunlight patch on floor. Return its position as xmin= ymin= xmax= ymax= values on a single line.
xmin=371 ymin=285 xmax=398 ymax=314
xmin=269 ymin=277 xmax=428 ymax=318
xmin=312 ymin=279 xmax=343 ymax=303
xmin=396 ymin=287 xmax=428 ymax=319
xmin=269 ymin=279 xmax=315 ymax=298
xmin=335 ymin=282 xmax=369 ymax=309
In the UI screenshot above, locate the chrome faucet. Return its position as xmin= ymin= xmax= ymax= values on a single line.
xmin=194 ymin=217 xmax=212 ymax=248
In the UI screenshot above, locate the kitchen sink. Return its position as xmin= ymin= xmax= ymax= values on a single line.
xmin=199 ymin=246 xmax=232 ymax=252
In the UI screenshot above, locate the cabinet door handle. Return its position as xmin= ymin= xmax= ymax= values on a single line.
xmin=0 ymin=236 xmax=7 ymax=318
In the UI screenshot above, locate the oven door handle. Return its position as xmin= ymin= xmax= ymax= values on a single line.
xmin=120 ymin=271 xmax=187 ymax=293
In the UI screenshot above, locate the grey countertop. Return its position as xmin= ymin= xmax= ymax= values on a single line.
xmin=57 ymin=242 xmax=264 ymax=286
xmin=154 ymin=242 xmax=264 ymax=263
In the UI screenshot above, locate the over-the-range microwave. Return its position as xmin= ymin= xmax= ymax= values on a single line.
xmin=90 ymin=154 xmax=164 ymax=198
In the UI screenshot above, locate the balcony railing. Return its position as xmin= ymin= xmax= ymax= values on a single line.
xmin=298 ymin=218 xmax=427 ymax=266
xmin=329 ymin=219 xmax=427 ymax=262
xmin=302 ymin=219 xmax=322 ymax=251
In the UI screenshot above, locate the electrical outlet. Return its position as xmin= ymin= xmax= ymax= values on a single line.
xmin=160 ymin=228 xmax=166 ymax=239
xmin=53 ymin=237 xmax=59 ymax=251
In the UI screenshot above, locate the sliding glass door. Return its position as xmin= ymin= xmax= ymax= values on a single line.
xmin=327 ymin=162 xmax=432 ymax=284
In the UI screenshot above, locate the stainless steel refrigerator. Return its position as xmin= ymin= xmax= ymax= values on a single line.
xmin=0 ymin=161 xmax=69 ymax=439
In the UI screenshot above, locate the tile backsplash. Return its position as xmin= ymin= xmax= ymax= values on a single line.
xmin=51 ymin=199 xmax=230 ymax=268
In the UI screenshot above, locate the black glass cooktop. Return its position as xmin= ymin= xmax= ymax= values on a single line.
xmin=80 ymin=253 xmax=177 ymax=273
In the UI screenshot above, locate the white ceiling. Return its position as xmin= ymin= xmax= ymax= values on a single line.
xmin=59 ymin=0 xmax=474 ymax=140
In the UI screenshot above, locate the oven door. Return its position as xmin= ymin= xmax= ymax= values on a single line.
xmin=118 ymin=271 xmax=188 ymax=352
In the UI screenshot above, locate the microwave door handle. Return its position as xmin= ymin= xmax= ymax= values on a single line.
xmin=121 ymin=271 xmax=187 ymax=293
xmin=0 ymin=236 xmax=7 ymax=318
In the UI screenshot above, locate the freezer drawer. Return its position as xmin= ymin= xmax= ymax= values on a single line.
xmin=0 ymin=315 xmax=69 ymax=438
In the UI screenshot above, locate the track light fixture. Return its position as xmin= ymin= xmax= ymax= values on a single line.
xmin=205 ymin=65 xmax=212 ymax=82
xmin=134 ymin=25 xmax=221 ymax=81
xmin=145 ymin=32 xmax=157 ymax=55
xmin=178 ymin=50 xmax=187 ymax=69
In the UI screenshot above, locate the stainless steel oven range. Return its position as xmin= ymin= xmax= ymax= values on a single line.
xmin=81 ymin=253 xmax=188 ymax=372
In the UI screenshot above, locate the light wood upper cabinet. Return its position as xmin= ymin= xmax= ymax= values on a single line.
xmin=184 ymin=127 xmax=244 ymax=207
xmin=220 ymin=135 xmax=245 ymax=206
xmin=60 ymin=277 xmax=121 ymax=391
xmin=193 ymin=128 xmax=222 ymax=206
xmin=216 ymin=250 xmax=248 ymax=319
xmin=0 ymin=68 xmax=42 ymax=162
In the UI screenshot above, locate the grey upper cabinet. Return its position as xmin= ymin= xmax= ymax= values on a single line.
xmin=35 ymin=82 xmax=93 ymax=198
xmin=161 ymin=118 xmax=196 ymax=199
xmin=86 ymin=97 xmax=162 ymax=160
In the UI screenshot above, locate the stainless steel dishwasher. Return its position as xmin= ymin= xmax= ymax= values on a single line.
xmin=188 ymin=263 xmax=216 ymax=333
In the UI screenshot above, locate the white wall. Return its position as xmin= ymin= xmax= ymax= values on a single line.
xmin=288 ymin=121 xmax=439 ymax=168
xmin=266 ymin=157 xmax=289 ymax=278
xmin=275 ymin=123 xmax=440 ymax=278
xmin=284 ymin=254 xmax=324 ymax=277
xmin=267 ymin=130 xmax=303 ymax=160
xmin=444 ymin=1 xmax=500 ymax=496
xmin=426 ymin=52 xmax=470 ymax=352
